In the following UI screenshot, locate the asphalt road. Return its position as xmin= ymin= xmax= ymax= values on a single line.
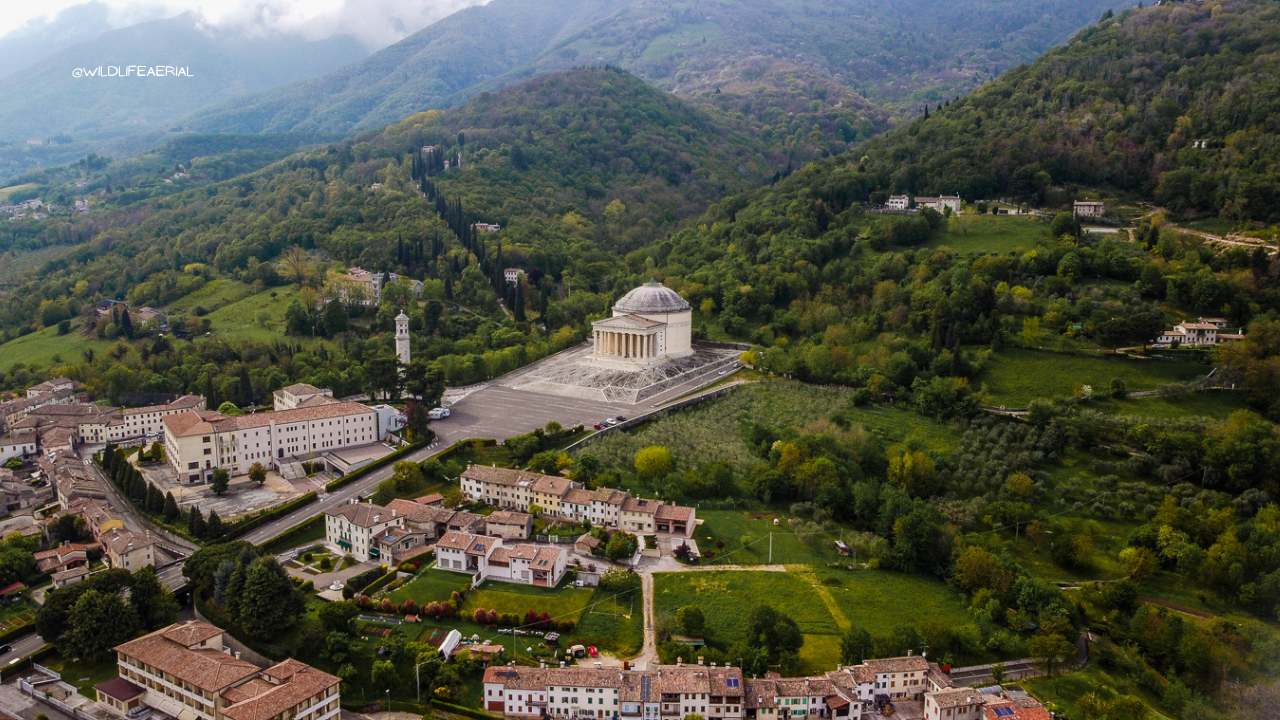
xmin=0 ymin=631 xmax=46 ymax=666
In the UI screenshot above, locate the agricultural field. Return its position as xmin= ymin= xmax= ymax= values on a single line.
xmin=1087 ymin=390 xmax=1253 ymax=421
xmin=573 ymin=588 xmax=644 ymax=657
xmin=977 ymin=349 xmax=1208 ymax=406
xmin=692 ymin=509 xmax=845 ymax=566
xmin=653 ymin=570 xmax=843 ymax=641
xmin=0 ymin=183 xmax=36 ymax=202
xmin=164 ymin=278 xmax=259 ymax=315
xmin=923 ymin=214 xmax=1048 ymax=255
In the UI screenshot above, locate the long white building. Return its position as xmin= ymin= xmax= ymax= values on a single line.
xmin=162 ymin=400 xmax=379 ymax=484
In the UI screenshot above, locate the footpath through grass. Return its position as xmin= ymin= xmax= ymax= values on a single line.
xmin=977 ymin=348 xmax=1207 ymax=406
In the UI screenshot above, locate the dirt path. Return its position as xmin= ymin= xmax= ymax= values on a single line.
xmin=637 ymin=572 xmax=658 ymax=668
xmin=790 ymin=568 xmax=851 ymax=631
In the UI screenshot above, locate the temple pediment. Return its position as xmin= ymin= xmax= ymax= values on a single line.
xmin=593 ymin=313 xmax=664 ymax=331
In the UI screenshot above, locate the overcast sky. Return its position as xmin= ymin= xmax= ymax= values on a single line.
xmin=0 ymin=0 xmax=492 ymax=49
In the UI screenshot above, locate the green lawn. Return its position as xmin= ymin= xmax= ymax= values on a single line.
xmin=42 ymin=652 xmax=120 ymax=700
xmin=164 ymin=278 xmax=258 ymax=314
xmin=0 ymin=322 xmax=116 ymax=369
xmin=977 ymin=349 xmax=1208 ymax=406
xmin=387 ymin=566 xmax=472 ymax=605
xmin=463 ymin=579 xmax=595 ymax=622
xmin=815 ymin=569 xmax=974 ymax=638
xmin=923 ymin=215 xmax=1047 ymax=255
xmin=0 ymin=183 xmax=36 ymax=202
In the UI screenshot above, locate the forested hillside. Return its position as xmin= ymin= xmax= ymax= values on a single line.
xmin=834 ymin=0 xmax=1280 ymax=222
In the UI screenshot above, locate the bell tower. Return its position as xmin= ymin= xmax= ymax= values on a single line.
xmin=395 ymin=311 xmax=410 ymax=365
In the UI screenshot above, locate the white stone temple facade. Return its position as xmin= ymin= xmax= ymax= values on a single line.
xmin=590 ymin=281 xmax=693 ymax=369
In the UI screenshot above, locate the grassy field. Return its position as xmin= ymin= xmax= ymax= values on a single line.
xmin=0 ymin=183 xmax=36 ymax=202
xmin=814 ymin=569 xmax=974 ymax=638
xmin=387 ymin=566 xmax=471 ymax=605
xmin=573 ymin=588 xmax=645 ymax=657
xmin=692 ymin=510 xmax=844 ymax=566
xmin=463 ymin=580 xmax=595 ymax=623
xmin=200 ymin=284 xmax=304 ymax=343
xmin=923 ymin=215 xmax=1047 ymax=255
xmin=653 ymin=571 xmax=843 ymax=642
xmin=1026 ymin=664 xmax=1173 ymax=720
xmin=164 ymin=278 xmax=257 ymax=314
xmin=0 ymin=322 xmax=116 ymax=369
xmin=1088 ymin=390 xmax=1252 ymax=421
xmin=977 ymin=349 xmax=1208 ymax=406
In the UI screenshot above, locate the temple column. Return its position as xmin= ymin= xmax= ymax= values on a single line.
xmin=611 ymin=332 xmax=618 ymax=355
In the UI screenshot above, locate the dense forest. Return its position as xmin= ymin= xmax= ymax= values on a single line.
xmin=821 ymin=0 xmax=1280 ymax=222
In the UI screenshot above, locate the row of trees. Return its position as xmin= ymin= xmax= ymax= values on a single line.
xmin=36 ymin=566 xmax=178 ymax=660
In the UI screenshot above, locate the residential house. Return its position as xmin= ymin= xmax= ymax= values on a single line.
xmin=385 ymin=498 xmax=457 ymax=541
xmin=914 ymin=196 xmax=962 ymax=214
xmin=925 ymin=688 xmax=985 ymax=720
xmin=26 ymin=378 xmax=81 ymax=399
xmin=325 ymin=502 xmax=403 ymax=562
xmin=485 ymin=544 xmax=566 ymax=587
xmin=486 ymin=511 xmax=533 ymax=540
xmin=33 ymin=541 xmax=98 ymax=574
xmin=103 ymin=620 xmax=340 ymax=720
xmin=52 ymin=566 xmax=91 ymax=588
xmin=101 ymin=529 xmax=157 ymax=571
xmin=504 ymin=268 xmax=522 ymax=284
xmin=532 ymin=475 xmax=575 ymax=516
xmin=474 ymin=223 xmax=502 ymax=233
xmin=1156 ymin=321 xmax=1221 ymax=346
xmin=435 ymin=531 xmax=499 ymax=574
xmin=78 ymin=395 xmax=207 ymax=444
xmin=273 ymin=384 xmax=333 ymax=410
xmin=1073 ymin=201 xmax=1106 ymax=218
xmin=339 ymin=267 xmax=424 ymax=307
xmin=885 ymin=195 xmax=909 ymax=211
xmin=461 ymin=466 xmax=547 ymax=512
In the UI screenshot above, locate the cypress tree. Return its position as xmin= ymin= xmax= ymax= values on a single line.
xmin=162 ymin=492 xmax=179 ymax=522
xmin=207 ymin=510 xmax=224 ymax=539
xmin=188 ymin=507 xmax=206 ymax=538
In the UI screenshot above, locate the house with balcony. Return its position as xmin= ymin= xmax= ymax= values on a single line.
xmin=325 ymin=502 xmax=403 ymax=562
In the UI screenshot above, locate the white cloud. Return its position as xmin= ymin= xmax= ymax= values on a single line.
xmin=0 ymin=0 xmax=492 ymax=49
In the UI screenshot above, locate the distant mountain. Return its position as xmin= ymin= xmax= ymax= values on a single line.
xmin=180 ymin=0 xmax=630 ymax=136
xmin=0 ymin=12 xmax=368 ymax=144
xmin=0 ymin=2 xmax=150 ymax=80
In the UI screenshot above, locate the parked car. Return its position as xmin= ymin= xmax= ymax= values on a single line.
xmin=615 ymin=415 xmax=626 ymax=421
xmin=606 ymin=418 xmax=619 ymax=426
xmin=375 ymin=646 xmax=392 ymax=657
xmin=0 ymin=644 xmax=10 ymax=655
xmin=593 ymin=423 xmax=605 ymax=430
xmin=428 ymin=407 xmax=451 ymax=420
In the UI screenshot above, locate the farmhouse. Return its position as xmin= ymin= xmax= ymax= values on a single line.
xmin=885 ymin=195 xmax=910 ymax=211
xmin=1073 ymin=200 xmax=1106 ymax=217
xmin=325 ymin=501 xmax=404 ymax=562
xmin=914 ymin=196 xmax=961 ymax=214
xmin=1155 ymin=321 xmax=1229 ymax=346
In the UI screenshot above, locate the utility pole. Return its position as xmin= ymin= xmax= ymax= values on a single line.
xmin=769 ymin=532 xmax=773 ymax=564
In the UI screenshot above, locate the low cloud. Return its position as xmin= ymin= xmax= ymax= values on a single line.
xmin=3 ymin=0 xmax=493 ymax=49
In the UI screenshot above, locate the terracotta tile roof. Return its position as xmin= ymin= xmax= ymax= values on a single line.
xmin=488 ymin=547 xmax=511 ymax=565
xmin=279 ymin=383 xmax=324 ymax=395
xmin=655 ymin=504 xmax=694 ymax=522
xmin=220 ymin=401 xmax=374 ymax=430
xmin=562 ymin=488 xmax=595 ymax=505
xmin=622 ymin=497 xmax=658 ymax=514
xmin=983 ymin=700 xmax=1051 ymax=720
xmin=417 ymin=493 xmax=444 ymax=506
xmin=592 ymin=488 xmax=628 ymax=505
xmin=221 ymin=660 xmax=338 ymax=720
xmin=52 ymin=566 xmax=90 ymax=582
xmin=386 ymin=498 xmax=454 ymax=525
xmin=930 ymin=687 xmax=983 ymax=708
xmin=436 ymin=531 xmax=477 ymax=551
xmin=115 ymin=622 xmax=259 ymax=692
xmin=532 ymin=475 xmax=574 ymax=497
xmin=461 ymin=465 xmax=543 ymax=487
xmin=101 ymin=529 xmax=156 ymax=556
xmin=449 ymin=511 xmax=485 ymax=531
xmin=327 ymin=503 xmax=398 ymax=528
xmin=122 ymin=395 xmax=205 ymax=416
xmin=162 ymin=409 xmax=227 ymax=437
xmin=487 ymin=511 xmax=532 ymax=527
xmin=466 ymin=535 xmax=499 ymax=555
xmin=864 ymin=656 xmax=931 ymax=674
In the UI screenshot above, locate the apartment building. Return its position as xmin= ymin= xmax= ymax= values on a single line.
xmin=163 ymin=399 xmax=378 ymax=483
xmin=101 ymin=620 xmax=340 ymax=720
xmin=79 ymin=395 xmax=207 ymax=444
xmin=461 ymin=466 xmax=696 ymax=537
xmin=436 ymin=532 xmax=568 ymax=587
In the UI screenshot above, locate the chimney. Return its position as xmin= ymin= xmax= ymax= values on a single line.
xmin=540 ymin=661 xmax=546 ymax=669
xmin=234 ymin=652 xmax=241 ymax=660
xmin=907 ymin=650 xmax=912 ymax=657
xmin=698 ymin=657 xmax=704 ymax=666
xmin=560 ymin=661 xmax=566 ymax=668
xmin=677 ymin=657 xmax=683 ymax=666
xmin=711 ymin=662 xmax=717 ymax=668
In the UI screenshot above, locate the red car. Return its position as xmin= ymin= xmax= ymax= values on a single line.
xmin=593 ymin=423 xmax=605 ymax=430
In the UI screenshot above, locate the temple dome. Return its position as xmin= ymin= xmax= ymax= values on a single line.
xmin=613 ymin=281 xmax=691 ymax=315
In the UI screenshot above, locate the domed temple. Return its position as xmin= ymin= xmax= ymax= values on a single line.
xmin=503 ymin=280 xmax=742 ymax=404
xmin=589 ymin=281 xmax=693 ymax=367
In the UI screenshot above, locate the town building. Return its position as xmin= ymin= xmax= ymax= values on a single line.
xmin=460 ymin=465 xmax=697 ymax=538
xmin=591 ymin=281 xmax=693 ymax=368
xmin=437 ymin=531 xmax=567 ymax=586
xmin=100 ymin=528 xmax=157 ymax=570
xmin=486 ymin=510 xmax=534 ymax=539
xmin=77 ymin=395 xmax=207 ymax=444
xmin=162 ymin=395 xmax=379 ymax=483
xmin=272 ymin=384 xmax=333 ymax=410
xmin=1073 ymin=201 xmax=1106 ymax=218
xmin=914 ymin=196 xmax=962 ymax=214
xmin=475 ymin=223 xmax=502 ymax=233
xmin=101 ymin=620 xmax=340 ymax=720
xmin=885 ymin=195 xmax=910 ymax=211
xmin=505 ymin=268 xmax=523 ymax=284
xmin=484 ymin=656 xmax=1049 ymax=720
xmin=325 ymin=501 xmax=405 ymax=562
